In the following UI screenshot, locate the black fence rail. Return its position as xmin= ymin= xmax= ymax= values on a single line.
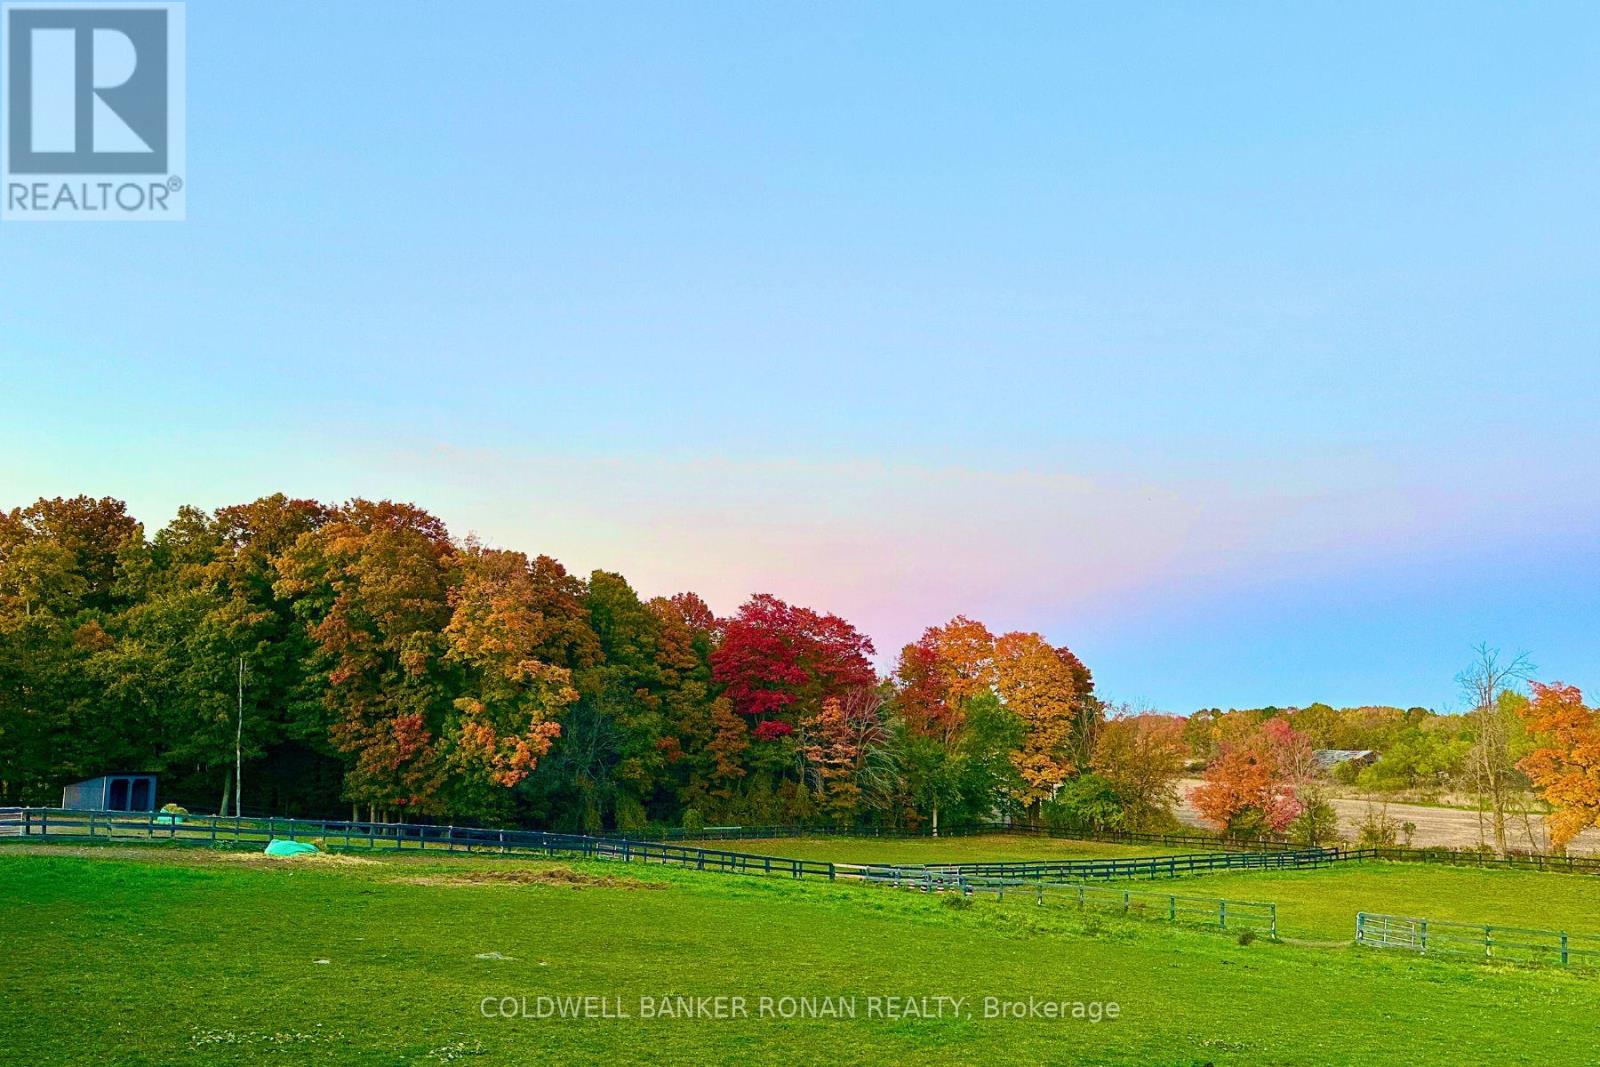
xmin=7 ymin=808 xmax=838 ymax=881
xmin=1356 ymin=911 xmax=1600 ymax=968
xmin=614 ymin=823 xmax=1000 ymax=843
xmin=1368 ymin=845 xmax=1600 ymax=876
xmin=618 ymin=820 xmax=1283 ymax=854
xmin=990 ymin=823 xmax=1291 ymax=853
xmin=839 ymin=846 xmax=1348 ymax=884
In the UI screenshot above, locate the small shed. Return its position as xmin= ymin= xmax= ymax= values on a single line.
xmin=61 ymin=774 xmax=158 ymax=812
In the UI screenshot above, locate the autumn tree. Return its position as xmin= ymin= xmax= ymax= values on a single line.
xmin=274 ymin=500 xmax=457 ymax=818
xmin=803 ymin=697 xmax=862 ymax=827
xmin=801 ymin=688 xmax=897 ymax=828
xmin=705 ymin=697 xmax=749 ymax=800
xmin=1188 ymin=724 xmax=1302 ymax=837
xmin=442 ymin=546 xmax=575 ymax=820
xmin=1091 ymin=711 xmax=1187 ymax=830
xmin=891 ymin=616 xmax=1000 ymax=832
xmin=647 ymin=592 xmax=720 ymax=816
xmin=993 ymin=631 xmax=1082 ymax=816
xmin=712 ymin=594 xmax=876 ymax=726
xmin=1516 ymin=683 xmax=1600 ymax=850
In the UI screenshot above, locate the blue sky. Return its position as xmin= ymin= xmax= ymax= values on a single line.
xmin=3 ymin=2 xmax=1597 ymax=711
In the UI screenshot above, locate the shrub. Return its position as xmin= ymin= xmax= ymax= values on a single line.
xmin=1356 ymin=804 xmax=1399 ymax=847
xmin=942 ymin=894 xmax=973 ymax=910
xmin=613 ymin=796 xmax=648 ymax=833
xmin=1237 ymin=929 xmax=1256 ymax=946
xmin=680 ymin=807 xmax=705 ymax=834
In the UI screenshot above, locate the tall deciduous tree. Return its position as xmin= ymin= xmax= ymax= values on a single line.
xmin=1517 ymin=682 xmax=1600 ymax=850
xmin=1458 ymin=644 xmax=1533 ymax=852
xmin=711 ymin=593 xmax=875 ymax=732
xmin=1091 ymin=711 xmax=1187 ymax=830
xmin=443 ymin=546 xmax=575 ymax=819
xmin=993 ymin=631 xmax=1081 ymax=814
xmin=274 ymin=500 xmax=457 ymax=817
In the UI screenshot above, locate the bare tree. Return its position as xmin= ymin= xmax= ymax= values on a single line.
xmin=1457 ymin=643 xmax=1533 ymax=853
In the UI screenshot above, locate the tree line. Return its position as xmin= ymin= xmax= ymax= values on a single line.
xmin=0 ymin=495 xmax=1101 ymax=831
xmin=5 ymin=495 xmax=1596 ymax=851
xmin=1171 ymin=646 xmax=1600 ymax=853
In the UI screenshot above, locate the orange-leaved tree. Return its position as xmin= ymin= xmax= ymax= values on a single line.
xmin=443 ymin=545 xmax=576 ymax=818
xmin=1188 ymin=724 xmax=1301 ymax=837
xmin=1516 ymin=682 xmax=1600 ymax=850
xmin=994 ymin=630 xmax=1080 ymax=814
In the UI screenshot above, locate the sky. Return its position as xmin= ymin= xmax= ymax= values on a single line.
xmin=3 ymin=2 xmax=1598 ymax=712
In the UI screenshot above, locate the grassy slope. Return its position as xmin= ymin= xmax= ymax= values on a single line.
xmin=2 ymin=844 xmax=1596 ymax=1066
xmin=677 ymin=833 xmax=1173 ymax=865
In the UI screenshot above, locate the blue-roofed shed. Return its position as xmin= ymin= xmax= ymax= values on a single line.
xmin=61 ymin=774 xmax=158 ymax=812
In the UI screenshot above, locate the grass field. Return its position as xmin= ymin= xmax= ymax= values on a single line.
xmin=678 ymin=833 xmax=1174 ymax=865
xmin=4 ymin=842 xmax=1598 ymax=1066
xmin=1178 ymin=862 xmax=1600 ymax=942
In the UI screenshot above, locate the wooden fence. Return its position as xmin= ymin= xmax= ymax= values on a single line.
xmin=1365 ymin=845 xmax=1600 ymax=876
xmin=6 ymin=807 xmax=1343 ymax=885
xmin=8 ymin=808 xmax=838 ymax=880
xmin=625 ymin=821 xmax=1283 ymax=853
xmin=1356 ymin=912 xmax=1600 ymax=968
xmin=16 ymin=808 xmax=1595 ymax=888
xmin=838 ymin=846 xmax=1348 ymax=884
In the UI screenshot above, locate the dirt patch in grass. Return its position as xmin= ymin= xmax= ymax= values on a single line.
xmin=215 ymin=850 xmax=380 ymax=867
xmin=399 ymin=865 xmax=665 ymax=890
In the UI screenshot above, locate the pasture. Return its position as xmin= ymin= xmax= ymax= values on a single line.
xmin=3 ymin=839 xmax=1599 ymax=1066
xmin=677 ymin=832 xmax=1174 ymax=865
xmin=1179 ymin=861 xmax=1600 ymax=943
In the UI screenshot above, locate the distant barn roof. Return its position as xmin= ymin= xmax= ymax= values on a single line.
xmin=1313 ymin=748 xmax=1375 ymax=770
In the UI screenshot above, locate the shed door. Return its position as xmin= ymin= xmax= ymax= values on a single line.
xmin=108 ymin=778 xmax=130 ymax=811
xmin=130 ymin=778 xmax=152 ymax=811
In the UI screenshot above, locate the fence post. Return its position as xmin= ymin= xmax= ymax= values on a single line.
xmin=1561 ymin=931 xmax=1569 ymax=966
xmin=1123 ymin=890 xmax=1130 ymax=914
xmin=1356 ymin=912 xmax=1365 ymax=945
xmin=1485 ymin=925 xmax=1493 ymax=959
xmin=1169 ymin=895 xmax=1176 ymax=922
xmin=1269 ymin=904 xmax=1277 ymax=940
xmin=1219 ymin=900 xmax=1227 ymax=930
xmin=1420 ymin=919 xmax=1428 ymax=955
xmin=1036 ymin=884 xmax=1044 ymax=906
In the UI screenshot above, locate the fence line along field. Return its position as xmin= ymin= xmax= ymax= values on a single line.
xmin=675 ymin=833 xmax=1177 ymax=865
xmin=2 ymin=808 xmax=1352 ymax=885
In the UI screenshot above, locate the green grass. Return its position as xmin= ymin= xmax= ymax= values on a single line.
xmin=3 ymin=843 xmax=1598 ymax=1065
xmin=1179 ymin=862 xmax=1600 ymax=942
xmin=679 ymin=833 xmax=1174 ymax=865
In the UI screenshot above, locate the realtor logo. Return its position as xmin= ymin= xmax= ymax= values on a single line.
xmin=2 ymin=1 xmax=185 ymax=220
